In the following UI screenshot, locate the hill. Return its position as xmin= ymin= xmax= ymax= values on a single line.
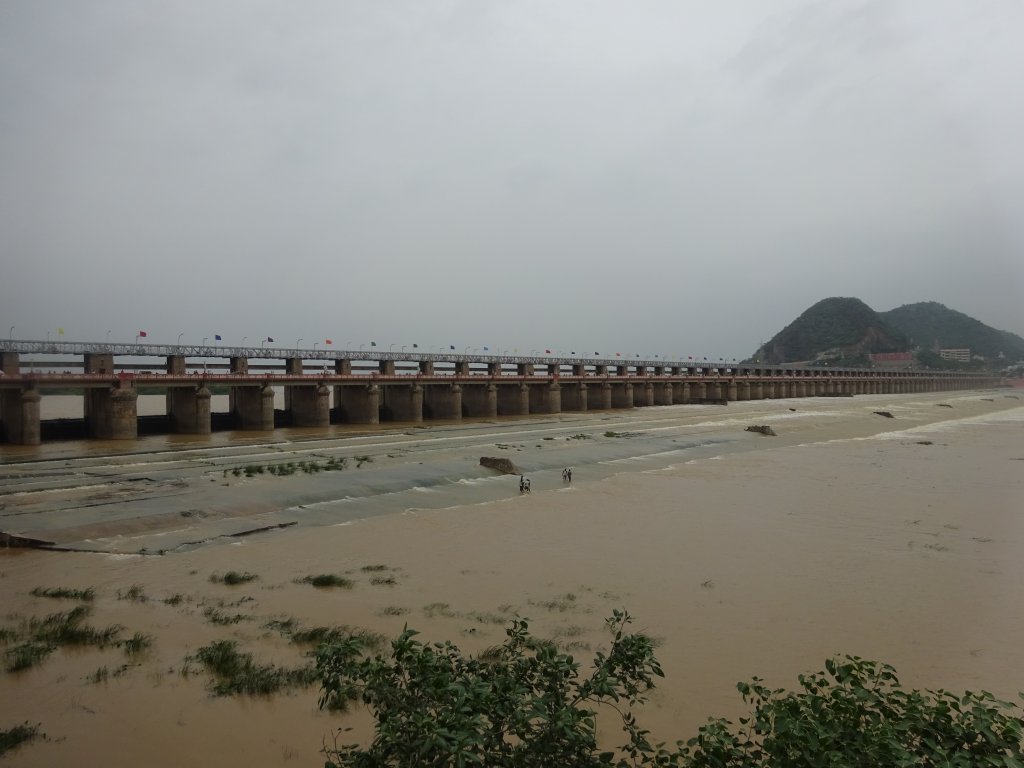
xmin=751 ymin=297 xmax=908 ymax=366
xmin=880 ymin=302 xmax=1024 ymax=362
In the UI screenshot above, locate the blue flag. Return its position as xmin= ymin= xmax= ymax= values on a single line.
xmin=449 ymin=345 xmax=455 ymax=350
xmin=267 ymin=337 xmax=274 ymax=342
xmin=215 ymin=334 xmax=222 ymax=341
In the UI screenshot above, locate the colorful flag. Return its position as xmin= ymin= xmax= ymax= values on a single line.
xmin=449 ymin=345 xmax=455 ymax=350
xmin=483 ymin=346 xmax=489 ymax=351
xmin=545 ymin=349 xmax=551 ymax=354
xmin=325 ymin=339 xmax=333 ymax=345
xmin=58 ymin=327 xmax=65 ymax=335
xmin=412 ymin=343 xmax=418 ymax=348
xmin=615 ymin=352 xmax=621 ymax=357
xmin=138 ymin=331 xmax=148 ymax=338
xmin=215 ymin=334 xmax=222 ymax=341
xmin=267 ymin=336 xmax=274 ymax=342
xmin=369 ymin=341 xmax=376 ymax=346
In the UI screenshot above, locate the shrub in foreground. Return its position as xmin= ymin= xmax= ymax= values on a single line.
xmin=315 ymin=610 xmax=1024 ymax=767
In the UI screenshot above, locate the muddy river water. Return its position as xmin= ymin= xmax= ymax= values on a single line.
xmin=1 ymin=390 xmax=1022 ymax=766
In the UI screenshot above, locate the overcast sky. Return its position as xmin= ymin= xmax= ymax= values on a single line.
xmin=2 ymin=1 xmax=1022 ymax=360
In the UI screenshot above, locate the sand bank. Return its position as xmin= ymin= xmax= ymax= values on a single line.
xmin=1 ymin=391 xmax=1022 ymax=765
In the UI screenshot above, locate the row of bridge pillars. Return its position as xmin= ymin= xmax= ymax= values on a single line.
xmin=0 ymin=352 xmax=993 ymax=445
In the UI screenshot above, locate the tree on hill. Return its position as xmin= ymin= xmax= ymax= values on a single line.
xmin=881 ymin=302 xmax=1024 ymax=361
xmin=753 ymin=297 xmax=907 ymax=365
xmin=315 ymin=611 xmax=1024 ymax=767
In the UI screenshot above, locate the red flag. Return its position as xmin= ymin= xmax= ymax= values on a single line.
xmin=138 ymin=331 xmax=148 ymax=338
xmin=545 ymin=349 xmax=551 ymax=354
xmin=325 ymin=339 xmax=333 ymax=345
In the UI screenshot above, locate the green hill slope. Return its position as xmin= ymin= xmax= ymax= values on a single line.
xmin=752 ymin=297 xmax=908 ymax=365
xmin=880 ymin=302 xmax=1024 ymax=361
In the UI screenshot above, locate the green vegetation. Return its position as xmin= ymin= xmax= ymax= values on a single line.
xmin=86 ymin=664 xmax=131 ymax=683
xmin=186 ymin=639 xmax=317 ymax=697
xmin=121 ymin=632 xmax=153 ymax=654
xmin=265 ymin=617 xmax=385 ymax=652
xmin=314 ymin=611 xmax=1024 ymax=767
xmin=354 ymin=455 xmax=373 ymax=467
xmin=2 ymin=606 xmax=123 ymax=672
xmin=231 ymin=457 xmax=348 ymax=478
xmin=360 ymin=564 xmax=390 ymax=572
xmin=30 ymin=586 xmax=95 ymax=601
xmin=202 ymin=607 xmax=251 ymax=626
xmin=299 ymin=574 xmax=354 ymax=589
xmin=117 ymin=584 xmax=148 ymax=602
xmin=369 ymin=576 xmax=396 ymax=586
xmin=210 ymin=571 xmax=258 ymax=586
xmin=883 ymin=301 xmax=1024 ymax=361
xmin=0 ymin=723 xmax=44 ymax=757
xmin=754 ymin=297 xmax=908 ymax=365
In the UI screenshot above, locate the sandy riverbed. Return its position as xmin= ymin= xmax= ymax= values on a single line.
xmin=1 ymin=390 xmax=1022 ymax=765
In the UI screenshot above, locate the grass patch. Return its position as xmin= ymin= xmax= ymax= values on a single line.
xmin=3 ymin=605 xmax=123 ymax=672
xmin=423 ymin=602 xmax=458 ymax=619
xmin=265 ymin=618 xmax=385 ymax=651
xmin=4 ymin=642 xmax=55 ymax=672
xmin=210 ymin=571 xmax=258 ymax=586
xmin=187 ymin=640 xmax=318 ymax=697
xmin=370 ymin=576 xmax=397 ymax=586
xmin=121 ymin=632 xmax=153 ymax=655
xmin=117 ymin=584 xmax=148 ymax=602
xmin=528 ymin=593 xmax=584 ymax=613
xmin=378 ymin=606 xmax=409 ymax=617
xmin=291 ymin=626 xmax=385 ymax=649
xmin=30 ymin=586 xmax=95 ymax=602
xmin=464 ymin=611 xmax=506 ymax=625
xmin=299 ymin=574 xmax=353 ymax=589
xmin=264 ymin=617 xmax=299 ymax=634
xmin=162 ymin=593 xmax=187 ymax=606
xmin=86 ymin=664 xmax=130 ymax=684
xmin=202 ymin=607 xmax=251 ymax=626
xmin=360 ymin=564 xmax=390 ymax=572
xmin=567 ymin=433 xmax=592 ymax=440
xmin=0 ymin=722 xmax=44 ymax=757
xmin=354 ymin=455 xmax=373 ymax=468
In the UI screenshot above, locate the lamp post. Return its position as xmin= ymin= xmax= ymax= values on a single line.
xmin=8 ymin=326 xmax=13 ymax=340
xmin=242 ymin=336 xmax=248 ymax=347
xmin=202 ymin=337 xmax=208 ymax=346
xmin=389 ymin=343 xmax=397 ymax=352
xmin=313 ymin=342 xmax=319 ymax=351
xmin=177 ymin=333 xmax=184 ymax=346
xmin=296 ymin=338 xmax=303 ymax=350
xmin=106 ymin=330 xmax=112 ymax=343
xmin=401 ymin=345 xmax=407 ymax=353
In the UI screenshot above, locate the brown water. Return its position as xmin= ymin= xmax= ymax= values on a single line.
xmin=1 ymin=390 xmax=1022 ymax=766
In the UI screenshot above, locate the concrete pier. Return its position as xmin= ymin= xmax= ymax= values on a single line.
xmin=461 ymin=383 xmax=497 ymax=418
xmin=168 ymin=385 xmax=212 ymax=434
xmin=528 ymin=381 xmax=561 ymax=414
xmin=335 ymin=384 xmax=380 ymax=424
xmin=85 ymin=381 xmax=138 ymax=439
xmin=380 ymin=383 xmax=423 ymax=422
xmin=497 ymin=382 xmax=530 ymax=415
xmin=610 ymin=381 xmax=633 ymax=408
xmin=561 ymin=382 xmax=588 ymax=412
xmin=423 ymin=383 xmax=462 ymax=420
xmin=232 ymin=384 xmax=275 ymax=430
xmin=0 ymin=385 xmax=40 ymax=445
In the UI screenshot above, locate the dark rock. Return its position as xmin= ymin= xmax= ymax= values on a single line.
xmin=744 ymin=425 xmax=777 ymax=436
xmin=873 ymin=411 xmax=895 ymax=418
xmin=479 ymin=457 xmax=521 ymax=475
